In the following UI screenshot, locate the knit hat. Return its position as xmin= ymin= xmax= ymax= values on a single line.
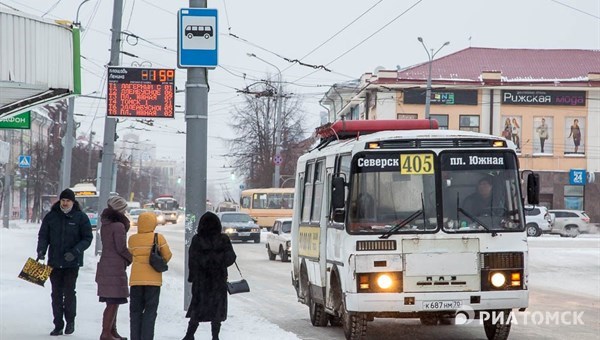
xmin=107 ymin=196 xmax=128 ymax=214
xmin=59 ymin=188 xmax=76 ymax=202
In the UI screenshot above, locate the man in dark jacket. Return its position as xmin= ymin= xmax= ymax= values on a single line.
xmin=36 ymin=188 xmax=93 ymax=336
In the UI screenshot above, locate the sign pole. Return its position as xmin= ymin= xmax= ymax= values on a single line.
xmin=96 ymin=0 xmax=123 ymax=255
xmin=183 ymin=0 xmax=209 ymax=310
xmin=59 ymin=96 xmax=75 ymax=191
xmin=2 ymin=130 xmax=13 ymax=228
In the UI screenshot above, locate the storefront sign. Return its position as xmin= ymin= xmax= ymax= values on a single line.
xmin=569 ymin=169 xmax=586 ymax=186
xmin=501 ymin=90 xmax=586 ymax=106
xmin=0 ymin=111 xmax=31 ymax=129
xmin=403 ymin=89 xmax=478 ymax=105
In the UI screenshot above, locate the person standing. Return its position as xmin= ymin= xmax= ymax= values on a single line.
xmin=536 ymin=118 xmax=549 ymax=153
xmin=96 ymin=196 xmax=132 ymax=340
xmin=183 ymin=212 xmax=237 ymax=340
xmin=568 ymin=118 xmax=582 ymax=153
xmin=128 ymin=212 xmax=172 ymax=340
xmin=36 ymin=188 xmax=93 ymax=336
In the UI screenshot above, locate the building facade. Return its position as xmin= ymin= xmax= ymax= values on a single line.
xmin=321 ymin=48 xmax=600 ymax=222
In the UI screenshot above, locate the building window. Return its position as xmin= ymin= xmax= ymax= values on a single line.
xmin=564 ymin=185 xmax=584 ymax=210
xmin=397 ymin=113 xmax=417 ymax=120
xmin=430 ymin=114 xmax=449 ymax=130
xmin=459 ymin=115 xmax=480 ymax=132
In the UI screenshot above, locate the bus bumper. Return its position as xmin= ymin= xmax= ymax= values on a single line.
xmin=345 ymin=290 xmax=528 ymax=313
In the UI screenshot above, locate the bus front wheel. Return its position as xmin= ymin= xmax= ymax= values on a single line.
xmin=342 ymin=301 xmax=367 ymax=340
xmin=483 ymin=309 xmax=511 ymax=340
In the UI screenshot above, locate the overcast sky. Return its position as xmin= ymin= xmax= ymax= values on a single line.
xmin=3 ymin=0 xmax=599 ymax=198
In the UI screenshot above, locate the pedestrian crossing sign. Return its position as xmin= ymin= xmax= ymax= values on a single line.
xmin=18 ymin=155 xmax=31 ymax=168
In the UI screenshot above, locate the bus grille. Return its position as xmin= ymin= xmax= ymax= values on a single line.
xmin=481 ymin=252 xmax=523 ymax=269
xmin=356 ymin=240 xmax=397 ymax=251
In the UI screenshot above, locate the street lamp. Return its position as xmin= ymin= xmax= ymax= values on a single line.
xmin=417 ymin=37 xmax=450 ymax=120
xmin=247 ymin=52 xmax=283 ymax=188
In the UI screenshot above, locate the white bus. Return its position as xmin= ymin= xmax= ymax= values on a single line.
xmin=290 ymin=120 xmax=539 ymax=340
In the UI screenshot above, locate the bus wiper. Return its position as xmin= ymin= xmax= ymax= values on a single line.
xmin=380 ymin=209 xmax=423 ymax=239
xmin=455 ymin=192 xmax=492 ymax=232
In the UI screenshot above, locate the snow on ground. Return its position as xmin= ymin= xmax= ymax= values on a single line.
xmin=0 ymin=220 xmax=300 ymax=340
xmin=528 ymin=234 xmax=600 ymax=299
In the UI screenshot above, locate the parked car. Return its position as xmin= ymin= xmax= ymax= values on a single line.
xmin=217 ymin=212 xmax=261 ymax=243
xmin=266 ymin=218 xmax=292 ymax=262
xmin=154 ymin=210 xmax=166 ymax=225
xmin=127 ymin=208 xmax=148 ymax=227
xmin=548 ymin=210 xmax=591 ymax=237
xmin=524 ymin=205 xmax=553 ymax=237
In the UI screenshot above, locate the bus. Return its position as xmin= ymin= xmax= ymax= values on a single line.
xmin=240 ymin=188 xmax=294 ymax=229
xmin=154 ymin=195 xmax=180 ymax=224
xmin=290 ymin=120 xmax=539 ymax=340
xmin=71 ymin=182 xmax=100 ymax=229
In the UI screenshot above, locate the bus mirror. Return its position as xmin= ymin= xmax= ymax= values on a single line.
xmin=333 ymin=209 xmax=345 ymax=223
xmin=332 ymin=177 xmax=345 ymax=209
xmin=526 ymin=173 xmax=540 ymax=205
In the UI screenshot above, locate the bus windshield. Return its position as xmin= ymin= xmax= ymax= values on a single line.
xmin=156 ymin=199 xmax=177 ymax=211
xmin=440 ymin=151 xmax=524 ymax=233
xmin=78 ymin=196 xmax=99 ymax=214
xmin=348 ymin=152 xmax=437 ymax=234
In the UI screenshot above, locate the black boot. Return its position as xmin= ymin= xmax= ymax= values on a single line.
xmin=182 ymin=319 xmax=199 ymax=340
xmin=211 ymin=321 xmax=221 ymax=340
xmin=50 ymin=326 xmax=63 ymax=336
xmin=65 ymin=321 xmax=75 ymax=334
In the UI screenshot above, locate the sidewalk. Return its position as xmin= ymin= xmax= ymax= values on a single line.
xmin=0 ymin=220 xmax=299 ymax=340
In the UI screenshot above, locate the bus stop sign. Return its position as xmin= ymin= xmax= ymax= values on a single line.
xmin=178 ymin=8 xmax=218 ymax=68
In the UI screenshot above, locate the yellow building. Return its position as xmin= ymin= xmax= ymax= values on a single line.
xmin=321 ymin=48 xmax=600 ymax=222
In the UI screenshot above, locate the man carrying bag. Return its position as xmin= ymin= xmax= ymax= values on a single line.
xmin=36 ymin=189 xmax=93 ymax=336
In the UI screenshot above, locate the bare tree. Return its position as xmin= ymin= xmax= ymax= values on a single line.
xmin=229 ymin=82 xmax=312 ymax=188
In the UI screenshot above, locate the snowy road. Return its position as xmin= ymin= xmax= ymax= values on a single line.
xmin=157 ymin=226 xmax=600 ymax=340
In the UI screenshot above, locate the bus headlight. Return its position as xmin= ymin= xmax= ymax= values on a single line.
xmin=377 ymin=274 xmax=393 ymax=289
xmin=490 ymin=272 xmax=506 ymax=288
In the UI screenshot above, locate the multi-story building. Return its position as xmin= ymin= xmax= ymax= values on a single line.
xmin=321 ymin=47 xmax=600 ymax=222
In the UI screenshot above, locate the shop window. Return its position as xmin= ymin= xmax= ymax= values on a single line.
xmin=430 ymin=114 xmax=448 ymax=130
xmin=459 ymin=115 xmax=480 ymax=132
xmin=564 ymin=185 xmax=584 ymax=210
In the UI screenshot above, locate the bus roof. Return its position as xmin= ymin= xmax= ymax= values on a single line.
xmin=241 ymin=188 xmax=294 ymax=195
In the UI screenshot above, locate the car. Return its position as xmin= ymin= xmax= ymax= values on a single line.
xmin=153 ymin=210 xmax=166 ymax=225
xmin=127 ymin=208 xmax=148 ymax=227
xmin=524 ymin=205 xmax=553 ymax=237
xmin=266 ymin=218 xmax=292 ymax=262
xmin=217 ymin=212 xmax=261 ymax=243
xmin=548 ymin=210 xmax=591 ymax=237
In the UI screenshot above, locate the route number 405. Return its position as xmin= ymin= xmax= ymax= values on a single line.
xmin=400 ymin=154 xmax=434 ymax=175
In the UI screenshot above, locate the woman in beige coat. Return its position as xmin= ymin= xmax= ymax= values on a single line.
xmin=128 ymin=212 xmax=172 ymax=340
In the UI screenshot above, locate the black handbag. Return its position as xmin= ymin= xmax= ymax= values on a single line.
xmin=149 ymin=233 xmax=168 ymax=272
xmin=227 ymin=262 xmax=250 ymax=294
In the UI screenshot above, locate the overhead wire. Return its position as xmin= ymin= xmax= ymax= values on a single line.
xmin=41 ymin=0 xmax=62 ymax=17
xmin=292 ymin=0 xmax=423 ymax=83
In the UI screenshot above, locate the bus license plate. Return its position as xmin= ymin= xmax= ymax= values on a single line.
xmin=238 ymin=232 xmax=250 ymax=237
xmin=422 ymin=300 xmax=462 ymax=310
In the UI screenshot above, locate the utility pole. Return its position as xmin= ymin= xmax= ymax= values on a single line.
xmin=2 ymin=130 xmax=13 ymax=228
xmin=417 ymin=37 xmax=449 ymax=120
xmin=59 ymin=96 xmax=75 ymax=191
xmin=184 ymin=0 xmax=208 ymax=309
xmin=96 ymin=0 xmax=123 ymax=255
xmin=87 ymin=130 xmax=95 ymax=178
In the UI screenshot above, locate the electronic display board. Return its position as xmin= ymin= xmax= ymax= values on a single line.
xmin=107 ymin=67 xmax=175 ymax=118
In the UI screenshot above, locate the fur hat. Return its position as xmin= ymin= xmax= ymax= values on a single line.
xmin=59 ymin=189 xmax=76 ymax=202
xmin=198 ymin=211 xmax=222 ymax=235
xmin=107 ymin=196 xmax=128 ymax=214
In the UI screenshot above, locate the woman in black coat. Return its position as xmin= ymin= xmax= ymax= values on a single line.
xmin=183 ymin=212 xmax=236 ymax=340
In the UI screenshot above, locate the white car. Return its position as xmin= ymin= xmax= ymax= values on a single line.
xmin=127 ymin=209 xmax=149 ymax=227
xmin=266 ymin=218 xmax=292 ymax=262
xmin=548 ymin=210 xmax=591 ymax=237
xmin=524 ymin=205 xmax=553 ymax=237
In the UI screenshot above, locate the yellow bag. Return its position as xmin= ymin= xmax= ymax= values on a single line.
xmin=18 ymin=257 xmax=53 ymax=287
